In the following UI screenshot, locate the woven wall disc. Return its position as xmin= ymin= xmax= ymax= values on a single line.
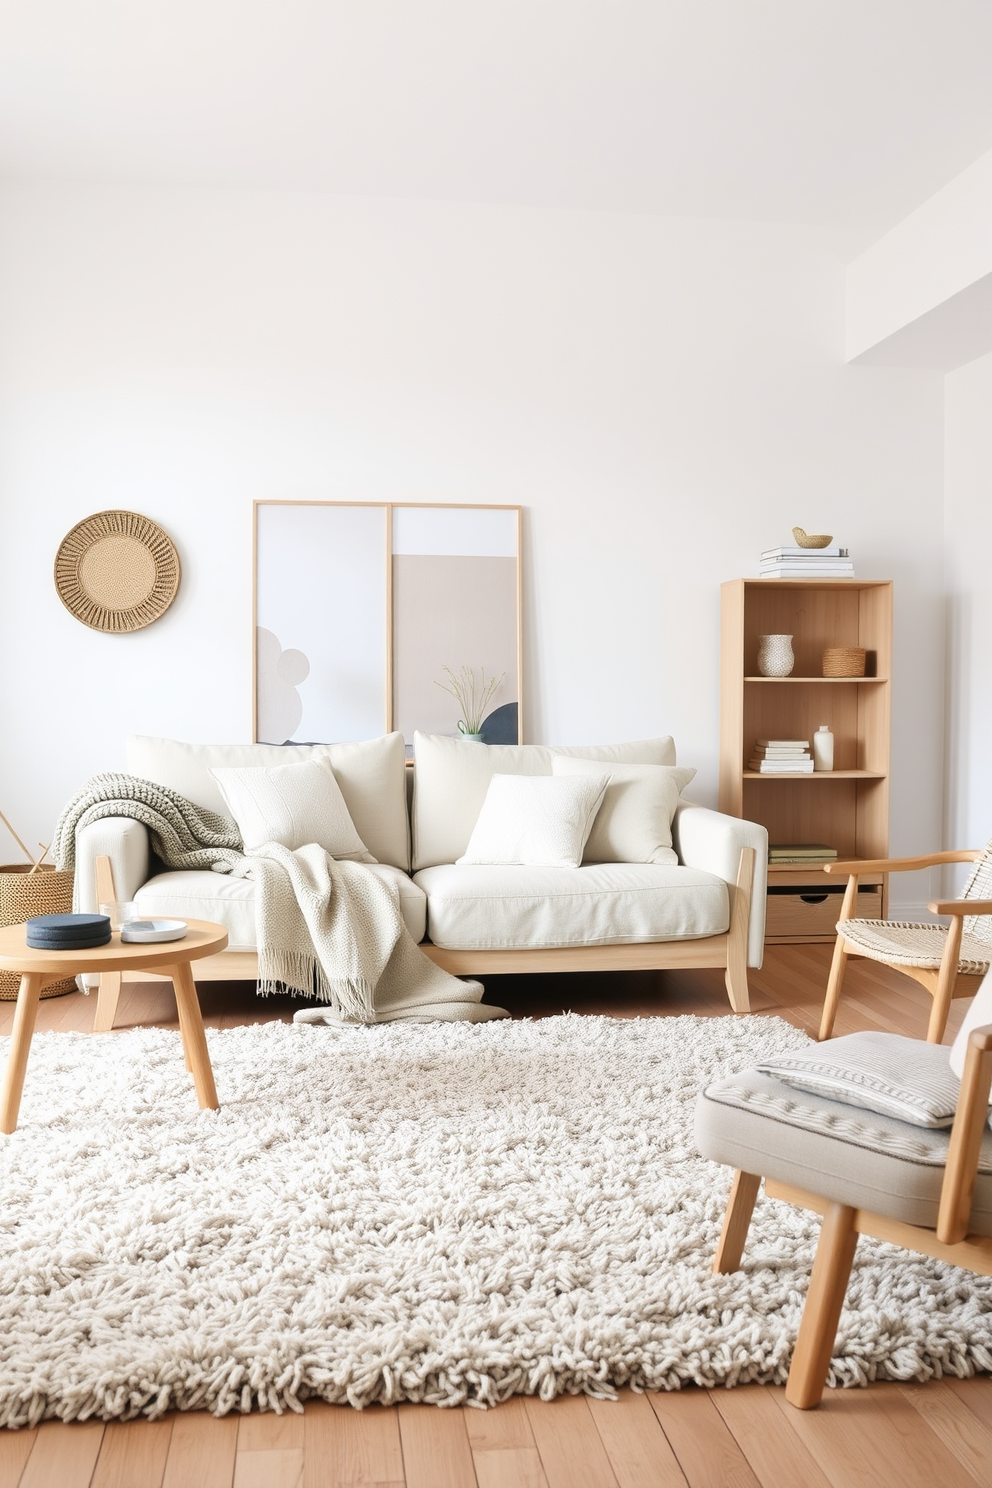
xmin=54 ymin=511 xmax=181 ymax=633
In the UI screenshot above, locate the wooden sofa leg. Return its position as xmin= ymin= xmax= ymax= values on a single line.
xmin=713 ymin=1170 xmax=761 ymax=1273
xmin=927 ymin=913 xmax=964 ymax=1045
xmin=724 ymin=847 xmax=754 ymax=1014
xmin=785 ymin=1201 xmax=858 ymax=1410
xmin=819 ymin=936 xmax=849 ymax=1042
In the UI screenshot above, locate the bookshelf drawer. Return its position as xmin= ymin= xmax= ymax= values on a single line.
xmin=765 ymin=885 xmax=882 ymax=939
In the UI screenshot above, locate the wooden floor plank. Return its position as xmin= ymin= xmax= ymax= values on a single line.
xmin=90 ymin=1419 xmax=173 ymax=1488
xmin=303 ymin=1402 xmax=404 ymax=1486
xmin=397 ymin=1404 xmax=477 ymax=1488
xmin=899 ymin=1380 xmax=992 ymax=1486
xmin=463 ymin=1398 xmax=536 ymax=1453
xmin=523 ymin=1396 xmax=619 ymax=1488
xmin=586 ymin=1392 xmax=687 ymax=1487
xmin=472 ymin=1446 xmax=549 ymax=1488
xmin=161 ymin=1412 xmax=238 ymax=1488
xmin=647 ymin=1390 xmax=760 ymax=1488
xmin=18 ymin=1422 xmax=105 ymax=1488
xmin=232 ymin=1448 xmax=304 ymax=1488
xmin=711 ymin=1386 xmax=834 ymax=1488
xmin=769 ymin=1382 xmax=980 ymax=1488
xmin=0 ymin=1426 xmax=37 ymax=1488
xmin=237 ymin=1413 xmax=304 ymax=1453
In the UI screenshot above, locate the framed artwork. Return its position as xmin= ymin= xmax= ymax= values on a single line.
xmin=253 ymin=502 xmax=522 ymax=749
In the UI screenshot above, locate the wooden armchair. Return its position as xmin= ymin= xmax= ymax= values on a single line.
xmin=696 ymin=945 xmax=992 ymax=1409
xmin=819 ymin=844 xmax=992 ymax=1043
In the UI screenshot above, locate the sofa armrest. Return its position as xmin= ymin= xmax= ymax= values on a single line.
xmin=673 ymin=801 xmax=768 ymax=968
xmin=74 ymin=818 xmax=151 ymax=913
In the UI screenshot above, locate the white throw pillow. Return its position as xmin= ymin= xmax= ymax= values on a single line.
xmin=758 ymin=1032 xmax=961 ymax=1128
xmin=210 ymin=759 xmax=376 ymax=861
xmin=457 ymin=774 xmax=609 ymax=869
xmin=552 ymin=757 xmax=696 ymax=865
xmin=411 ymin=730 xmax=678 ymax=871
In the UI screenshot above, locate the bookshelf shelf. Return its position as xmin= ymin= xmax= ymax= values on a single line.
xmin=721 ymin=578 xmax=892 ymax=943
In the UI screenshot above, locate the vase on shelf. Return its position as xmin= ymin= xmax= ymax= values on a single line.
xmin=757 ymin=634 xmax=795 ymax=677
xmin=813 ymin=724 xmax=834 ymax=772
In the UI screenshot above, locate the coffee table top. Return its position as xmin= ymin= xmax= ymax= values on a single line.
xmin=0 ymin=919 xmax=229 ymax=975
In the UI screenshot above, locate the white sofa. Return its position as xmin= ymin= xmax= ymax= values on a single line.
xmin=74 ymin=731 xmax=767 ymax=1015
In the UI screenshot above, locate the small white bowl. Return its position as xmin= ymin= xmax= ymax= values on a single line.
xmin=120 ymin=918 xmax=188 ymax=944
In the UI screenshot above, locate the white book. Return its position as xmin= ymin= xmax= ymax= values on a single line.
xmin=748 ymin=760 xmax=815 ymax=773
xmin=760 ymin=545 xmax=849 ymax=559
xmin=756 ymin=739 xmax=809 ymax=748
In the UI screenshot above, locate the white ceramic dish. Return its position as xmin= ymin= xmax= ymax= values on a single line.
xmin=120 ymin=918 xmax=188 ymax=944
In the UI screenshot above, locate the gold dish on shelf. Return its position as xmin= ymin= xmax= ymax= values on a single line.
xmin=792 ymin=527 xmax=833 ymax=548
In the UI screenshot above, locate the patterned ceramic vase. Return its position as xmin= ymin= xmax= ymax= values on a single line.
xmin=757 ymin=634 xmax=795 ymax=677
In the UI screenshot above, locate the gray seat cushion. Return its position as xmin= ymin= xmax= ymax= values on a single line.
xmin=695 ymin=1066 xmax=992 ymax=1235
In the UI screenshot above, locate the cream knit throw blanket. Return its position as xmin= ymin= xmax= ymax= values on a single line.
xmin=54 ymin=774 xmax=506 ymax=1026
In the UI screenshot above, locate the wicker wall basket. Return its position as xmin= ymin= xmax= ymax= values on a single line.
xmin=0 ymin=865 xmax=77 ymax=999
xmin=823 ymin=646 xmax=867 ymax=678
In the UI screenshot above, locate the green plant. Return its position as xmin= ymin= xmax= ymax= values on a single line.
xmin=434 ymin=664 xmax=504 ymax=735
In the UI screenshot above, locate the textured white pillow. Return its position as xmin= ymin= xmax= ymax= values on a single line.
xmin=457 ymin=774 xmax=609 ymax=868
xmin=758 ymin=1032 xmax=961 ymax=1128
xmin=950 ymin=967 xmax=992 ymax=1082
xmin=552 ymin=757 xmax=696 ymax=865
xmin=210 ymin=759 xmax=376 ymax=861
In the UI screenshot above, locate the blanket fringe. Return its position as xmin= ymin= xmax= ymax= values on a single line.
xmin=256 ymin=949 xmax=376 ymax=1023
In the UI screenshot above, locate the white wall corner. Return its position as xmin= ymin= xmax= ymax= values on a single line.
xmin=847 ymin=147 xmax=992 ymax=370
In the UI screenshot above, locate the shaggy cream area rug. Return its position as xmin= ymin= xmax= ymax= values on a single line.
xmin=1 ymin=1013 xmax=991 ymax=1426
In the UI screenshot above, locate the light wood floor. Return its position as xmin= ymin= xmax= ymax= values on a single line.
xmin=1 ymin=947 xmax=990 ymax=1488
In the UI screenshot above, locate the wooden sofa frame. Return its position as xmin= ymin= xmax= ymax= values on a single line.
xmin=91 ymin=847 xmax=757 ymax=1031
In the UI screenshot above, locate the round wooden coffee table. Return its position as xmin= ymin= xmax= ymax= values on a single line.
xmin=0 ymin=919 xmax=228 ymax=1133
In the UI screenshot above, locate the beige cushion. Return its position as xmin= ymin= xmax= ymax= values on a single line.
xmin=458 ymin=774 xmax=608 ymax=869
xmin=415 ymin=862 xmax=728 ymax=950
xmin=412 ymin=732 xmax=677 ymax=871
xmin=756 ymin=1032 xmax=962 ymax=1128
xmin=552 ymin=757 xmax=695 ymax=865
xmin=134 ymin=864 xmax=427 ymax=951
xmin=695 ymin=1064 xmax=992 ymax=1235
xmin=950 ymin=966 xmax=992 ymax=1081
xmin=210 ymin=759 xmax=375 ymax=862
xmin=127 ymin=733 xmax=410 ymax=870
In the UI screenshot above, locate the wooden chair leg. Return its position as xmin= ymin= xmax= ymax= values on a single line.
xmin=713 ymin=1170 xmax=761 ymax=1273
xmin=93 ymin=971 xmax=123 ymax=1032
xmin=819 ymin=936 xmax=850 ymax=1041
xmin=785 ymin=1202 xmax=859 ymax=1410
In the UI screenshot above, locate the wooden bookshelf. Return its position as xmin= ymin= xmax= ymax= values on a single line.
xmin=720 ymin=578 xmax=892 ymax=943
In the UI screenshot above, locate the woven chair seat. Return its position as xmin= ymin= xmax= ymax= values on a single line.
xmin=838 ymin=918 xmax=991 ymax=976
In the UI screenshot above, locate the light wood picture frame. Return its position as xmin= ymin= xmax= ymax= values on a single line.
xmin=253 ymin=502 xmax=523 ymax=749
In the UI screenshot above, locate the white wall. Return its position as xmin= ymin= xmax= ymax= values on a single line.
xmin=0 ymin=184 xmax=945 ymax=909
xmin=944 ymin=348 xmax=992 ymax=874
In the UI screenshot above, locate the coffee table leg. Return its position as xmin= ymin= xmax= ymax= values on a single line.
xmin=166 ymin=962 xmax=219 ymax=1111
xmin=1 ymin=973 xmax=44 ymax=1134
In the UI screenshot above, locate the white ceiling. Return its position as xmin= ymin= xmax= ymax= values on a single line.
xmin=2 ymin=1 xmax=992 ymax=247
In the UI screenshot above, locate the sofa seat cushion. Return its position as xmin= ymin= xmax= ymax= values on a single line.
xmin=414 ymin=863 xmax=729 ymax=950
xmin=134 ymin=865 xmax=427 ymax=951
xmin=694 ymin=1067 xmax=992 ymax=1235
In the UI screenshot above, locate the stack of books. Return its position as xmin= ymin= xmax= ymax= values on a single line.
xmin=768 ymin=844 xmax=838 ymax=866
xmin=760 ymin=545 xmax=853 ymax=578
xmin=748 ymin=739 xmax=813 ymax=773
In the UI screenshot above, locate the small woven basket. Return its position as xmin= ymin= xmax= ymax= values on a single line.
xmin=0 ymin=865 xmax=77 ymax=999
xmin=823 ymin=646 xmax=866 ymax=678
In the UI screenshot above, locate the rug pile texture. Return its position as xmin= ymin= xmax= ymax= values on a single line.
xmin=1 ymin=1012 xmax=991 ymax=1426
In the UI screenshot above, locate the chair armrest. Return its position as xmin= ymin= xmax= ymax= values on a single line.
xmin=937 ymin=1025 xmax=992 ymax=1244
xmin=929 ymin=899 xmax=992 ymax=917
xmin=825 ymin=850 xmax=981 ymax=876
xmin=673 ymin=802 xmax=768 ymax=969
xmin=73 ymin=817 xmax=150 ymax=913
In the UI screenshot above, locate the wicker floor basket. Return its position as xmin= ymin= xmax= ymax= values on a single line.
xmin=0 ymin=864 xmax=77 ymax=999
